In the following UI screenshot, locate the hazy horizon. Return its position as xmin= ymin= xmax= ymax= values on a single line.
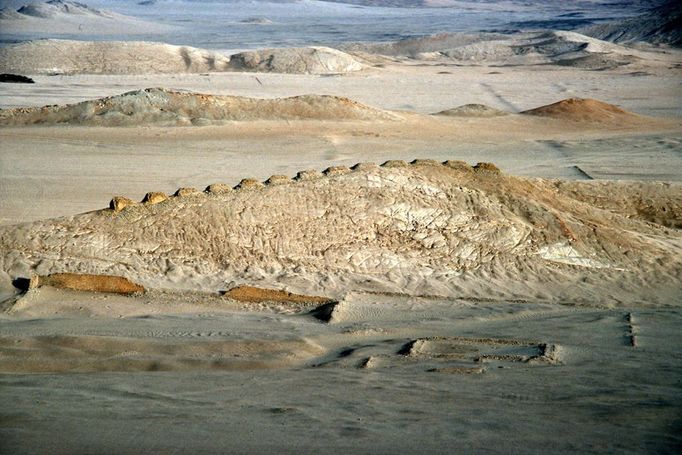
xmin=0 ymin=0 xmax=666 ymax=49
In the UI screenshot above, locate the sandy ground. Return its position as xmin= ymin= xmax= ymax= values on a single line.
xmin=1 ymin=118 xmax=680 ymax=225
xmin=1 ymin=291 xmax=681 ymax=453
xmin=2 ymin=62 xmax=681 ymax=115
xmin=1 ymin=63 xmax=681 ymax=225
xmin=1 ymin=58 xmax=681 ymax=453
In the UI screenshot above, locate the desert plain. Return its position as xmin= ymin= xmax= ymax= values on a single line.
xmin=0 ymin=1 xmax=681 ymax=453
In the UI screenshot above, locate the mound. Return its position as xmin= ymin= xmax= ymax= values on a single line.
xmin=0 ymin=88 xmax=400 ymax=126
xmin=228 ymin=47 xmax=363 ymax=74
xmin=433 ymin=104 xmax=507 ymax=117
xmin=580 ymin=1 xmax=682 ymax=46
xmin=222 ymin=286 xmax=333 ymax=305
xmin=1 ymin=161 xmax=679 ymax=305
xmin=27 ymin=273 xmax=144 ymax=294
xmin=521 ymin=98 xmax=638 ymax=123
xmin=0 ymin=0 xmax=171 ymax=35
xmin=0 ymin=39 xmax=230 ymax=75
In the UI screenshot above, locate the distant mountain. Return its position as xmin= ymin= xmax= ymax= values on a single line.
xmin=580 ymin=1 xmax=682 ymax=46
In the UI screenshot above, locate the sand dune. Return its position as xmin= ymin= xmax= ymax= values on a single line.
xmin=0 ymin=87 xmax=400 ymax=126
xmin=0 ymin=0 xmax=172 ymax=35
xmin=0 ymin=39 xmax=231 ymax=75
xmin=1 ymin=161 xmax=679 ymax=305
xmin=228 ymin=46 xmax=363 ymax=74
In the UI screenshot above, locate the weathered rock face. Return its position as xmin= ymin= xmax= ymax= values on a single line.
xmin=0 ymin=39 xmax=230 ymax=75
xmin=227 ymin=46 xmax=364 ymax=74
xmin=0 ymin=162 xmax=679 ymax=305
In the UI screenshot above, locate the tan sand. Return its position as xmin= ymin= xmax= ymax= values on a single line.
xmin=222 ymin=285 xmax=334 ymax=305
xmin=0 ymin=87 xmax=401 ymax=126
xmin=0 ymin=37 xmax=681 ymax=454
xmin=0 ymin=39 xmax=230 ymax=75
xmin=521 ymin=97 xmax=639 ymax=123
xmin=228 ymin=46 xmax=364 ymax=74
xmin=27 ymin=273 xmax=145 ymax=294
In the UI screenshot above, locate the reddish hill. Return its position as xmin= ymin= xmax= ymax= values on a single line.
xmin=521 ymin=98 xmax=638 ymax=122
